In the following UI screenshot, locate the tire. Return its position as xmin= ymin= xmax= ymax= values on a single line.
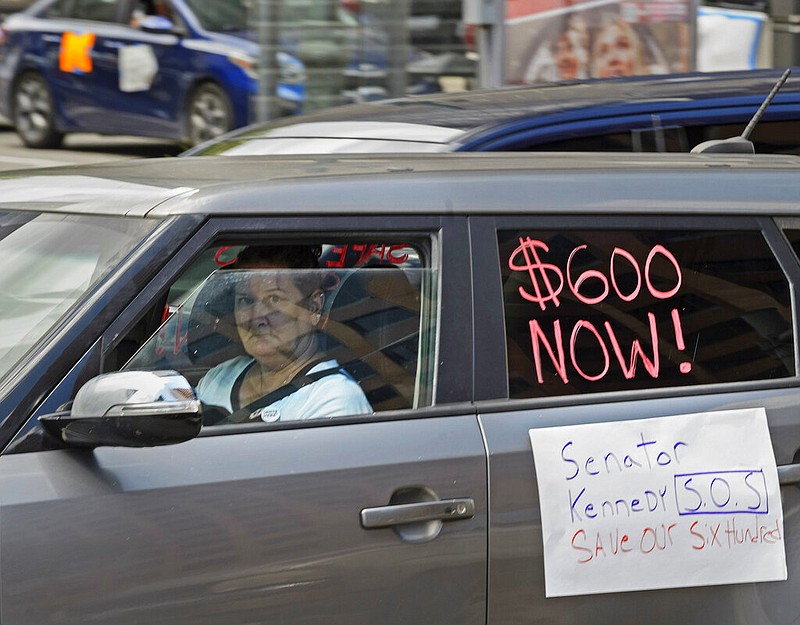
xmin=13 ymin=71 xmax=64 ymax=149
xmin=186 ymin=82 xmax=234 ymax=146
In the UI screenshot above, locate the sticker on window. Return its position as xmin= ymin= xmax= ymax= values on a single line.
xmin=59 ymin=32 xmax=95 ymax=74
xmin=119 ymin=44 xmax=158 ymax=92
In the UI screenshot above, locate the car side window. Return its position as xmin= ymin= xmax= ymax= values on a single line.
xmin=70 ymin=0 xmax=119 ymax=22
xmin=780 ymin=228 xmax=800 ymax=263
xmin=498 ymin=228 xmax=793 ymax=398
xmin=129 ymin=0 xmax=175 ymax=26
xmin=123 ymin=240 xmax=436 ymax=423
xmin=528 ymin=121 xmax=800 ymax=155
xmin=42 ymin=0 xmax=69 ymax=17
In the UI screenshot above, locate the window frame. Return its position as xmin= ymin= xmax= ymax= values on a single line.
xmin=96 ymin=214 xmax=472 ymax=432
xmin=470 ymin=213 xmax=800 ymax=405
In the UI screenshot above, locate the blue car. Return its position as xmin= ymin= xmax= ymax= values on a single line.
xmin=184 ymin=68 xmax=800 ymax=156
xmin=0 ymin=0 xmax=306 ymax=148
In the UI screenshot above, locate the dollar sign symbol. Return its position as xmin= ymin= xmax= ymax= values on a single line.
xmin=508 ymin=237 xmax=564 ymax=310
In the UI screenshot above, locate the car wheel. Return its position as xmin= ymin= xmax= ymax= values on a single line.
xmin=13 ymin=72 xmax=64 ymax=149
xmin=186 ymin=82 xmax=233 ymax=146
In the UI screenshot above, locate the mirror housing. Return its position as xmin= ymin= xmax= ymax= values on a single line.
xmin=39 ymin=370 xmax=201 ymax=448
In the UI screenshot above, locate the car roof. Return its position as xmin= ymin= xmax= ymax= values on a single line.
xmin=184 ymin=68 xmax=800 ymax=154
xmin=1 ymin=152 xmax=799 ymax=218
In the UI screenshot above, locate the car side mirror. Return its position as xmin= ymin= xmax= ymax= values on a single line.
xmin=39 ymin=370 xmax=201 ymax=448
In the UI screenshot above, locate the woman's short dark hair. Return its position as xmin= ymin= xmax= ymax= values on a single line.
xmin=231 ymin=245 xmax=324 ymax=297
xmin=232 ymin=244 xmax=322 ymax=269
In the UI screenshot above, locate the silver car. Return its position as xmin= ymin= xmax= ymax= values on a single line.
xmin=1 ymin=152 xmax=799 ymax=624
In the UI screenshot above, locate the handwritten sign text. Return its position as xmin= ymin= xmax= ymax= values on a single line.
xmin=508 ymin=236 xmax=692 ymax=385
xmin=529 ymin=408 xmax=786 ymax=596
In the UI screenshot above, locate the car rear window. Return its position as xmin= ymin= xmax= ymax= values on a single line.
xmin=498 ymin=229 xmax=793 ymax=398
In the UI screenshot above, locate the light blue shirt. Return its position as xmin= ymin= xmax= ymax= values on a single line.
xmin=197 ymin=357 xmax=372 ymax=422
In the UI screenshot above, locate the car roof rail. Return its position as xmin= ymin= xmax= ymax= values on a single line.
xmin=690 ymin=67 xmax=791 ymax=155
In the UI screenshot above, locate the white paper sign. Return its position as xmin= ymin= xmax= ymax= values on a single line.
xmin=529 ymin=408 xmax=787 ymax=597
xmin=119 ymin=44 xmax=158 ymax=92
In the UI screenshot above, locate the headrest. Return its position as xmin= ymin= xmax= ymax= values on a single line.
xmin=186 ymin=271 xmax=245 ymax=366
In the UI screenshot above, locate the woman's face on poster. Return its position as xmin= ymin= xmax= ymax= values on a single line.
xmin=554 ymin=30 xmax=587 ymax=80
xmin=593 ymin=23 xmax=638 ymax=78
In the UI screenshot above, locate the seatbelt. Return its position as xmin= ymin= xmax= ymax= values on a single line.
xmin=226 ymin=361 xmax=343 ymax=424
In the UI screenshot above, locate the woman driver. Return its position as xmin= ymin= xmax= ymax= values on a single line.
xmin=196 ymin=245 xmax=372 ymax=423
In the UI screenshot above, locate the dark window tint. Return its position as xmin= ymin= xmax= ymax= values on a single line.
xmin=499 ymin=229 xmax=793 ymax=398
xmin=782 ymin=229 xmax=800 ymax=262
xmin=42 ymin=0 xmax=68 ymax=17
xmin=70 ymin=0 xmax=118 ymax=21
xmin=183 ymin=0 xmax=244 ymax=32
xmin=528 ymin=120 xmax=800 ymax=154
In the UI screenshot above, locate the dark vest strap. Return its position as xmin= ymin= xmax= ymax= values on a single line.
xmin=226 ymin=362 xmax=343 ymax=423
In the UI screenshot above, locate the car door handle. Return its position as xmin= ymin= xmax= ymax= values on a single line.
xmin=778 ymin=463 xmax=800 ymax=485
xmin=360 ymin=498 xmax=475 ymax=529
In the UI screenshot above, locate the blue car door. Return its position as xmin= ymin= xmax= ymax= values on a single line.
xmin=40 ymin=0 xmax=126 ymax=132
xmin=38 ymin=0 xmax=185 ymax=135
xmin=86 ymin=0 xmax=188 ymax=136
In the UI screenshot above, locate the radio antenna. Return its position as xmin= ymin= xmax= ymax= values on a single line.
xmin=691 ymin=68 xmax=791 ymax=154
xmin=742 ymin=67 xmax=791 ymax=140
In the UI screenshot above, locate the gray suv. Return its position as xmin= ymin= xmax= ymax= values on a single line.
xmin=0 ymin=151 xmax=799 ymax=624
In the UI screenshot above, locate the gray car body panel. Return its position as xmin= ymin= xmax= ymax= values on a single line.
xmin=0 ymin=415 xmax=487 ymax=624
xmin=0 ymin=152 xmax=798 ymax=218
xmin=479 ymin=388 xmax=800 ymax=624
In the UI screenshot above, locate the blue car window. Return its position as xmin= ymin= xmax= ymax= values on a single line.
xmin=182 ymin=0 xmax=244 ymax=32
xmin=71 ymin=0 xmax=118 ymax=22
xmin=42 ymin=0 xmax=69 ymax=17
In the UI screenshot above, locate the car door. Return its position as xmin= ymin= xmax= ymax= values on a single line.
xmin=0 ymin=215 xmax=487 ymax=625
xmin=37 ymin=0 xmax=183 ymax=135
xmin=471 ymin=213 xmax=800 ymax=624
xmin=89 ymin=0 xmax=186 ymax=135
xmin=36 ymin=0 xmax=127 ymax=132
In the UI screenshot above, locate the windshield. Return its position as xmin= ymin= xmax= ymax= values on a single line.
xmin=0 ymin=211 xmax=159 ymax=386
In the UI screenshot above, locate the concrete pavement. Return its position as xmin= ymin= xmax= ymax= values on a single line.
xmin=0 ymin=117 xmax=182 ymax=172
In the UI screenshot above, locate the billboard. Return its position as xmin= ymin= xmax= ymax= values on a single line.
xmin=505 ymin=0 xmax=695 ymax=84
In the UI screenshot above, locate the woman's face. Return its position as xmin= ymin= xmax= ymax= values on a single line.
xmin=593 ymin=24 xmax=637 ymax=78
xmin=233 ymin=270 xmax=320 ymax=369
xmin=554 ymin=31 xmax=587 ymax=80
